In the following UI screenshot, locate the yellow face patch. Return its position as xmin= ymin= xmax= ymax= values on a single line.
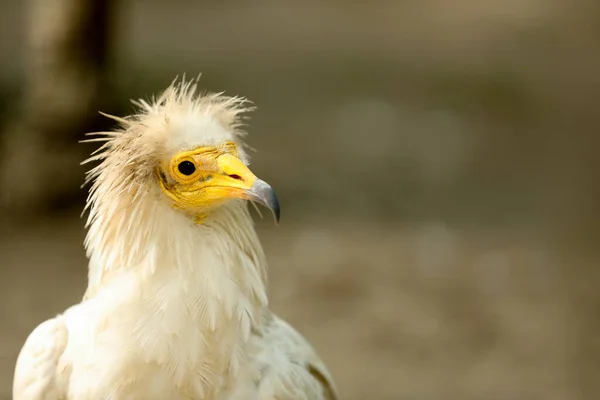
xmin=157 ymin=141 xmax=259 ymax=219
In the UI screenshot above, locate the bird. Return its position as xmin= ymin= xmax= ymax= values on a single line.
xmin=13 ymin=76 xmax=338 ymax=400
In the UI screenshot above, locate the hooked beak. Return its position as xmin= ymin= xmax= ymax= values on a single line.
xmin=215 ymin=153 xmax=281 ymax=223
xmin=244 ymin=179 xmax=281 ymax=224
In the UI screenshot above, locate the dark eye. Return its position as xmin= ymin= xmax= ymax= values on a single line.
xmin=177 ymin=160 xmax=196 ymax=176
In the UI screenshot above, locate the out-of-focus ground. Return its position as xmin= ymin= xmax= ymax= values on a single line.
xmin=1 ymin=1 xmax=600 ymax=399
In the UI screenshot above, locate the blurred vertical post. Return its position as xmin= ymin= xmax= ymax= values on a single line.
xmin=0 ymin=0 xmax=114 ymax=218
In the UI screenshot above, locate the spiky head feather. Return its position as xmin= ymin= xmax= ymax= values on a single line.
xmin=83 ymin=75 xmax=255 ymax=207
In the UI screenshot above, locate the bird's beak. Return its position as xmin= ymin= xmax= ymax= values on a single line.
xmin=216 ymin=154 xmax=281 ymax=223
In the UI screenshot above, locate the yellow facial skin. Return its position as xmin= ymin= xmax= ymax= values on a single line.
xmin=157 ymin=141 xmax=280 ymax=223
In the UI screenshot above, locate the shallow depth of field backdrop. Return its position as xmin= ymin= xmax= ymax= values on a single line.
xmin=1 ymin=1 xmax=599 ymax=399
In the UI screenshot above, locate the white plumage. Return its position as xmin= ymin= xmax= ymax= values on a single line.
xmin=13 ymin=77 xmax=337 ymax=400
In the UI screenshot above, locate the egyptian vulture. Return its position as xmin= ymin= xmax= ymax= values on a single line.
xmin=13 ymin=77 xmax=338 ymax=400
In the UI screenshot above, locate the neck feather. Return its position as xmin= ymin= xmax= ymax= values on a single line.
xmin=83 ymin=187 xmax=268 ymax=312
xmin=82 ymin=188 xmax=269 ymax=395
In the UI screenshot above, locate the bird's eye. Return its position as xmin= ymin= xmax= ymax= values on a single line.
xmin=177 ymin=160 xmax=196 ymax=176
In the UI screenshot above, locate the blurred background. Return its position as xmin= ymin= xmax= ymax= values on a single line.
xmin=1 ymin=0 xmax=599 ymax=399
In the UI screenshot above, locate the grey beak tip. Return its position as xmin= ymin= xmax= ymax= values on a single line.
xmin=272 ymin=198 xmax=281 ymax=225
xmin=248 ymin=179 xmax=281 ymax=225
xmin=264 ymin=185 xmax=281 ymax=225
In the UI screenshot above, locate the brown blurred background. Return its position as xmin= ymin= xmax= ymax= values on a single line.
xmin=1 ymin=0 xmax=599 ymax=399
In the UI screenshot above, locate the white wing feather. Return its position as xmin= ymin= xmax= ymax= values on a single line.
xmin=13 ymin=317 xmax=69 ymax=400
xmin=253 ymin=312 xmax=338 ymax=400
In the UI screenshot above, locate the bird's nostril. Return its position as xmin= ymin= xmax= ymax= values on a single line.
xmin=229 ymin=174 xmax=243 ymax=181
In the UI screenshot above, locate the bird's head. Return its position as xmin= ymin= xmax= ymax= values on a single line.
xmin=84 ymin=76 xmax=279 ymax=225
